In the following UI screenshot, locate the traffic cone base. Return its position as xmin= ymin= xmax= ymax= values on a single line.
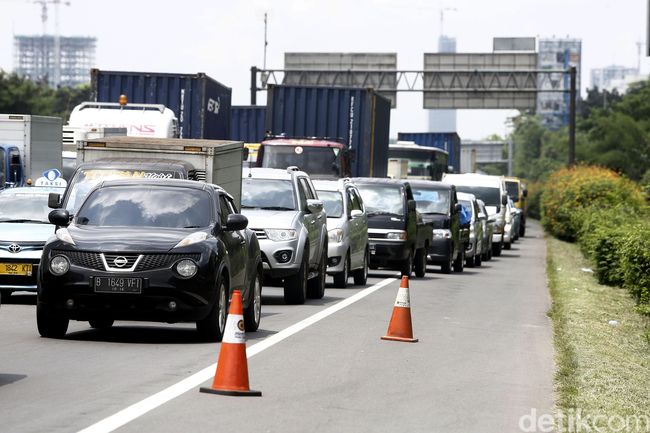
xmin=200 ymin=290 xmax=262 ymax=397
xmin=381 ymin=276 xmax=418 ymax=343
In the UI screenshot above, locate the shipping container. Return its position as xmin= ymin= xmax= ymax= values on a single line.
xmin=91 ymin=69 xmax=231 ymax=140
xmin=265 ymin=84 xmax=391 ymax=177
xmin=397 ymin=132 xmax=461 ymax=173
xmin=231 ymin=106 xmax=266 ymax=143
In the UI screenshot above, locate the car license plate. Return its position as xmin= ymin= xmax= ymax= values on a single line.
xmin=0 ymin=263 xmax=32 ymax=276
xmin=94 ymin=276 xmax=142 ymax=294
xmin=369 ymin=244 xmax=376 ymax=255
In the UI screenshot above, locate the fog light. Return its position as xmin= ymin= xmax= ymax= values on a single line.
xmin=273 ymin=250 xmax=292 ymax=263
xmin=328 ymin=256 xmax=341 ymax=267
xmin=175 ymin=259 xmax=197 ymax=278
xmin=168 ymin=301 xmax=177 ymax=311
xmin=66 ymin=299 xmax=74 ymax=308
xmin=50 ymin=255 xmax=70 ymax=275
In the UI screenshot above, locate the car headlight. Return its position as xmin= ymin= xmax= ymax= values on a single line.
xmin=175 ymin=259 xmax=198 ymax=278
xmin=174 ymin=232 xmax=208 ymax=248
xmin=433 ymin=229 xmax=451 ymax=239
xmin=386 ymin=231 xmax=407 ymax=240
xmin=55 ymin=228 xmax=75 ymax=245
xmin=328 ymin=228 xmax=344 ymax=243
xmin=265 ymin=229 xmax=297 ymax=242
xmin=50 ymin=255 xmax=70 ymax=276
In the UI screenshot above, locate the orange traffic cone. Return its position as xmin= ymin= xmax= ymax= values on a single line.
xmin=200 ymin=290 xmax=262 ymax=396
xmin=381 ymin=276 xmax=418 ymax=343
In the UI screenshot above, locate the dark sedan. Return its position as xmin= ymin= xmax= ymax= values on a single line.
xmin=37 ymin=179 xmax=262 ymax=341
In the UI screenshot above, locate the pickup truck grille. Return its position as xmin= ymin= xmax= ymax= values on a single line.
xmin=252 ymin=229 xmax=267 ymax=240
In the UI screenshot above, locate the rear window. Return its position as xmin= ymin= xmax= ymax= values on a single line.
xmin=356 ymin=184 xmax=404 ymax=216
xmin=317 ymin=190 xmax=344 ymax=218
xmin=505 ymin=181 xmax=519 ymax=202
xmin=241 ymin=178 xmax=296 ymax=210
xmin=454 ymin=186 xmax=500 ymax=207
xmin=412 ymin=188 xmax=450 ymax=214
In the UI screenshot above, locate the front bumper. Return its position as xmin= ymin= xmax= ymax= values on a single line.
xmin=326 ymin=242 xmax=348 ymax=274
xmin=0 ymin=253 xmax=41 ymax=292
xmin=427 ymin=237 xmax=452 ymax=264
xmin=259 ymin=238 xmax=302 ymax=279
xmin=368 ymin=239 xmax=409 ymax=269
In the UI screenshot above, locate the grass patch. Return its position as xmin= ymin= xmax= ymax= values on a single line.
xmin=546 ymin=236 xmax=650 ymax=430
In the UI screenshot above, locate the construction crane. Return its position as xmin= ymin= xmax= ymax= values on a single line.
xmin=439 ymin=7 xmax=457 ymax=38
xmin=32 ymin=0 xmax=71 ymax=87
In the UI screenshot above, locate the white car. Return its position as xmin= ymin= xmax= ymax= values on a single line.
xmin=313 ymin=179 xmax=369 ymax=288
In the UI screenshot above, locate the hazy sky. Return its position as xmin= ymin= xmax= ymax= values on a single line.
xmin=1 ymin=0 xmax=648 ymax=139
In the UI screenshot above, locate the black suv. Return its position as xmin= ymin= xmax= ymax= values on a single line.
xmin=409 ymin=181 xmax=466 ymax=273
xmin=352 ymin=178 xmax=432 ymax=277
xmin=38 ymin=179 xmax=262 ymax=342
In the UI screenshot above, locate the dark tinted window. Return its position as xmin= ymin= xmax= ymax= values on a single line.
xmin=349 ymin=188 xmax=363 ymax=212
xmin=505 ymin=181 xmax=519 ymax=202
xmin=76 ymin=186 xmax=211 ymax=228
xmin=241 ymin=178 xmax=295 ymax=210
xmin=356 ymin=184 xmax=404 ymax=216
xmin=454 ymin=186 xmax=500 ymax=207
xmin=317 ymin=190 xmax=343 ymax=218
xmin=262 ymin=145 xmax=341 ymax=177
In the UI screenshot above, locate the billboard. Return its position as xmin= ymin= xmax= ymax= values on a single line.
xmin=423 ymin=53 xmax=538 ymax=109
xmin=283 ymin=53 xmax=398 ymax=107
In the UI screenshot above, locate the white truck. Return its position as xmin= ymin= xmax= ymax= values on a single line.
xmin=0 ymin=114 xmax=62 ymax=187
xmin=50 ymin=136 xmax=246 ymax=214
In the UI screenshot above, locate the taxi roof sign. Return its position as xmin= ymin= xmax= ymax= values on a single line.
xmin=36 ymin=169 xmax=67 ymax=188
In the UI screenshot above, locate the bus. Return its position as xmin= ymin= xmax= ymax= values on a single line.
xmin=388 ymin=141 xmax=450 ymax=181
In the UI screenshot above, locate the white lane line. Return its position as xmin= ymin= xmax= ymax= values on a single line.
xmin=78 ymin=277 xmax=397 ymax=433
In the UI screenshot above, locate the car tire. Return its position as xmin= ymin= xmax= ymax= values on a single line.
xmin=196 ymin=275 xmax=228 ymax=342
xmin=244 ymin=267 xmax=262 ymax=332
xmin=352 ymin=249 xmax=369 ymax=286
xmin=400 ymin=249 xmax=413 ymax=277
xmin=504 ymin=242 xmax=511 ymax=250
xmin=519 ymin=224 xmax=526 ymax=237
xmin=89 ymin=318 xmax=114 ymax=329
xmin=441 ymin=257 xmax=452 ymax=274
xmin=492 ymin=241 xmax=502 ymax=257
xmin=333 ymin=254 xmax=349 ymax=288
xmin=474 ymin=252 xmax=482 ymax=267
xmin=284 ymin=251 xmax=308 ymax=305
xmin=414 ymin=247 xmax=427 ymax=278
xmin=37 ymin=301 xmax=69 ymax=338
xmin=307 ymin=248 xmax=327 ymax=299
xmin=453 ymin=249 xmax=464 ymax=273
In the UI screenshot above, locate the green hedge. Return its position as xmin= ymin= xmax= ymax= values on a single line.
xmin=620 ymin=224 xmax=650 ymax=315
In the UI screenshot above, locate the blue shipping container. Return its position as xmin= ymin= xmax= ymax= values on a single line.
xmin=266 ymin=85 xmax=391 ymax=177
xmin=231 ymin=106 xmax=266 ymax=143
xmin=397 ymin=132 xmax=461 ymax=173
xmin=91 ymin=69 xmax=232 ymax=140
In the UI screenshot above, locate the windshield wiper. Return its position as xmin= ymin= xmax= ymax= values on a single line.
xmin=183 ymin=225 xmax=202 ymax=229
xmin=423 ymin=211 xmax=448 ymax=216
xmin=240 ymin=205 xmax=258 ymax=209
xmin=0 ymin=219 xmax=49 ymax=224
xmin=367 ymin=211 xmax=400 ymax=217
xmin=260 ymin=206 xmax=294 ymax=211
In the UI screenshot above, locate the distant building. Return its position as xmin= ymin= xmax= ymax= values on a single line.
xmin=536 ymin=37 xmax=581 ymax=130
xmin=428 ymin=35 xmax=457 ymax=133
xmin=590 ymin=65 xmax=644 ymax=93
xmin=14 ymin=35 xmax=96 ymax=88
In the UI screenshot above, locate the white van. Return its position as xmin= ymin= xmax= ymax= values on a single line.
xmin=441 ymin=173 xmax=508 ymax=256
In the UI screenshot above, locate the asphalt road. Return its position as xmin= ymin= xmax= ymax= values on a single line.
xmin=0 ymin=221 xmax=553 ymax=433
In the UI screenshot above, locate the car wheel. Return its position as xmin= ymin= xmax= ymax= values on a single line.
xmin=400 ymin=249 xmax=413 ymax=277
xmin=519 ymin=224 xmax=526 ymax=237
xmin=352 ymin=249 xmax=369 ymax=286
xmin=307 ymin=248 xmax=327 ymax=299
xmin=414 ymin=247 xmax=427 ymax=278
xmin=284 ymin=252 xmax=308 ymax=305
xmin=333 ymin=254 xmax=349 ymax=288
xmin=453 ymin=249 xmax=464 ymax=272
xmin=89 ymin=318 xmax=114 ymax=329
xmin=504 ymin=241 xmax=511 ymax=250
xmin=37 ymin=301 xmax=69 ymax=338
xmin=441 ymin=257 xmax=452 ymax=274
xmin=492 ymin=241 xmax=502 ymax=257
xmin=474 ymin=252 xmax=482 ymax=267
xmin=196 ymin=275 xmax=228 ymax=342
xmin=244 ymin=267 xmax=262 ymax=332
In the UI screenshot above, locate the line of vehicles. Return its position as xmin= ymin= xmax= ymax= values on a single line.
xmin=0 ymin=68 xmax=527 ymax=342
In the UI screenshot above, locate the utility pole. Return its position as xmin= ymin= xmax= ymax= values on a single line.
xmin=568 ymin=66 xmax=576 ymax=166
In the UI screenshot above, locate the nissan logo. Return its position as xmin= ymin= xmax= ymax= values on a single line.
xmin=113 ymin=256 xmax=128 ymax=268
xmin=8 ymin=243 xmax=21 ymax=254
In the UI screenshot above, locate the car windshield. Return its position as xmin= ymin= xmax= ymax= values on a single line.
xmin=454 ymin=186 xmax=500 ymax=207
xmin=412 ymin=188 xmax=450 ymax=214
xmin=241 ymin=178 xmax=296 ymax=210
xmin=262 ymin=145 xmax=342 ymax=177
xmin=356 ymin=184 xmax=404 ymax=216
xmin=0 ymin=192 xmax=51 ymax=223
xmin=317 ymin=190 xmax=343 ymax=218
xmin=505 ymin=181 xmax=519 ymax=202
xmin=76 ymin=186 xmax=211 ymax=228
xmin=65 ymin=168 xmax=181 ymax=214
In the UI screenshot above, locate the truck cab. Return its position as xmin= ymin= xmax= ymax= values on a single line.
xmin=257 ymin=137 xmax=353 ymax=179
xmin=0 ymin=144 xmax=24 ymax=189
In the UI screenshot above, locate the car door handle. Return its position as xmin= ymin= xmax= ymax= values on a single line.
xmin=310 ymin=220 xmax=316 ymax=224
xmin=317 ymin=215 xmax=323 ymax=219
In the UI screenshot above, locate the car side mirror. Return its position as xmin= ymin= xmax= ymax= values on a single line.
xmin=407 ymin=199 xmax=416 ymax=212
xmin=242 ymin=147 xmax=250 ymax=161
xmin=501 ymin=195 xmax=508 ymax=206
xmin=454 ymin=203 xmax=462 ymax=213
xmin=350 ymin=209 xmax=363 ymax=219
xmin=523 ymin=189 xmax=528 ymax=198
xmin=48 ymin=192 xmax=62 ymax=209
xmin=488 ymin=218 xmax=496 ymax=224
xmin=49 ymin=209 xmax=70 ymax=227
xmin=225 ymin=214 xmax=248 ymax=231
xmin=306 ymin=199 xmax=323 ymax=214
